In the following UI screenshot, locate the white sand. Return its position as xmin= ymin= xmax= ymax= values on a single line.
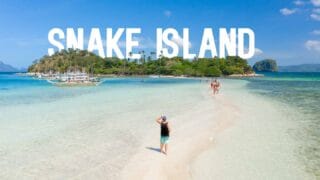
xmin=0 ymin=79 xmax=315 ymax=179
xmin=120 ymin=93 xmax=220 ymax=180
xmin=120 ymin=80 xmax=315 ymax=180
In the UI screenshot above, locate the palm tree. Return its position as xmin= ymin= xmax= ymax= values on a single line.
xmin=140 ymin=50 xmax=145 ymax=64
xmin=193 ymin=55 xmax=199 ymax=61
xmin=137 ymin=51 xmax=144 ymax=64
xmin=123 ymin=52 xmax=132 ymax=75
xmin=159 ymin=50 xmax=163 ymax=59
xmin=150 ymin=51 xmax=156 ymax=60
xmin=158 ymin=50 xmax=164 ymax=76
xmin=128 ymin=52 xmax=133 ymax=62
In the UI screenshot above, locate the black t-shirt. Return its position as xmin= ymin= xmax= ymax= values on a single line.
xmin=161 ymin=122 xmax=169 ymax=136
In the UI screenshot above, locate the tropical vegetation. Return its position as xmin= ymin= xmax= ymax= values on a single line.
xmin=28 ymin=49 xmax=253 ymax=77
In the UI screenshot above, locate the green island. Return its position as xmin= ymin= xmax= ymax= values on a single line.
xmin=252 ymin=59 xmax=278 ymax=72
xmin=28 ymin=49 xmax=254 ymax=77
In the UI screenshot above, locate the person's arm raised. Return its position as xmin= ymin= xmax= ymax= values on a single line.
xmin=156 ymin=116 xmax=162 ymax=124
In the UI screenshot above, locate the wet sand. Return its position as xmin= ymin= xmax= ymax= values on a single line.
xmin=120 ymin=80 xmax=314 ymax=180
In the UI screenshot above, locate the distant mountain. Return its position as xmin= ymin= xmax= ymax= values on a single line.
xmin=278 ymin=64 xmax=320 ymax=72
xmin=19 ymin=67 xmax=27 ymax=72
xmin=0 ymin=61 xmax=18 ymax=72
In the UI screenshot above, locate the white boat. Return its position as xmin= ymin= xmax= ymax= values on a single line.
xmin=39 ymin=72 xmax=101 ymax=86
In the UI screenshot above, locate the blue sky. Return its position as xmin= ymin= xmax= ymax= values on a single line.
xmin=0 ymin=0 xmax=320 ymax=68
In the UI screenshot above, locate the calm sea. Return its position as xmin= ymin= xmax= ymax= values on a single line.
xmin=246 ymin=72 xmax=320 ymax=177
xmin=0 ymin=72 xmax=319 ymax=178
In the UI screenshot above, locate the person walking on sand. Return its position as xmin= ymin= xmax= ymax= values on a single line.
xmin=156 ymin=116 xmax=170 ymax=155
xmin=210 ymin=80 xmax=215 ymax=93
xmin=214 ymin=79 xmax=221 ymax=94
xmin=210 ymin=80 xmax=214 ymax=90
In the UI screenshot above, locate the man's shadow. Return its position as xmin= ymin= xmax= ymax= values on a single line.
xmin=145 ymin=147 xmax=161 ymax=153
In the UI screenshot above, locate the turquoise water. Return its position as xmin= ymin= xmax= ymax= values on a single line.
xmin=245 ymin=72 xmax=320 ymax=177
xmin=0 ymin=73 xmax=199 ymax=106
xmin=0 ymin=72 xmax=319 ymax=179
xmin=0 ymin=73 xmax=208 ymax=179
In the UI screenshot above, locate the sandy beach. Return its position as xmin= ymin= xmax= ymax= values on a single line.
xmin=119 ymin=80 xmax=314 ymax=180
xmin=120 ymin=94 xmax=232 ymax=180
xmin=0 ymin=77 xmax=316 ymax=180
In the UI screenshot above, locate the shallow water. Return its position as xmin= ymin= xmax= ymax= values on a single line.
xmin=191 ymin=79 xmax=315 ymax=179
xmin=0 ymin=72 xmax=319 ymax=179
xmin=246 ymin=72 xmax=320 ymax=178
xmin=0 ymin=73 xmax=209 ymax=179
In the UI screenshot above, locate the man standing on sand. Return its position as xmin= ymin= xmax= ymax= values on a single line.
xmin=156 ymin=116 xmax=170 ymax=155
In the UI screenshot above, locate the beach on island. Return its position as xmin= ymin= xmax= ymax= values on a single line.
xmin=120 ymin=80 xmax=313 ymax=180
xmin=0 ymin=74 xmax=317 ymax=180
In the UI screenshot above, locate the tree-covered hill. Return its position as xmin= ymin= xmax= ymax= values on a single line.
xmin=28 ymin=49 xmax=253 ymax=77
xmin=253 ymin=59 xmax=278 ymax=72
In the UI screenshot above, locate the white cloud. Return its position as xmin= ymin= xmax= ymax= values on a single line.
xmin=294 ymin=0 xmax=305 ymax=5
xmin=280 ymin=8 xmax=297 ymax=15
xmin=254 ymin=48 xmax=263 ymax=56
xmin=164 ymin=10 xmax=172 ymax=18
xmin=311 ymin=13 xmax=320 ymax=20
xmin=311 ymin=0 xmax=320 ymax=6
xmin=310 ymin=7 xmax=320 ymax=20
xmin=311 ymin=29 xmax=320 ymax=35
xmin=313 ymin=8 xmax=320 ymax=13
xmin=172 ymin=35 xmax=192 ymax=48
xmin=119 ymin=37 xmax=155 ymax=49
xmin=136 ymin=37 xmax=156 ymax=49
xmin=305 ymin=40 xmax=320 ymax=52
xmin=243 ymin=48 xmax=263 ymax=59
